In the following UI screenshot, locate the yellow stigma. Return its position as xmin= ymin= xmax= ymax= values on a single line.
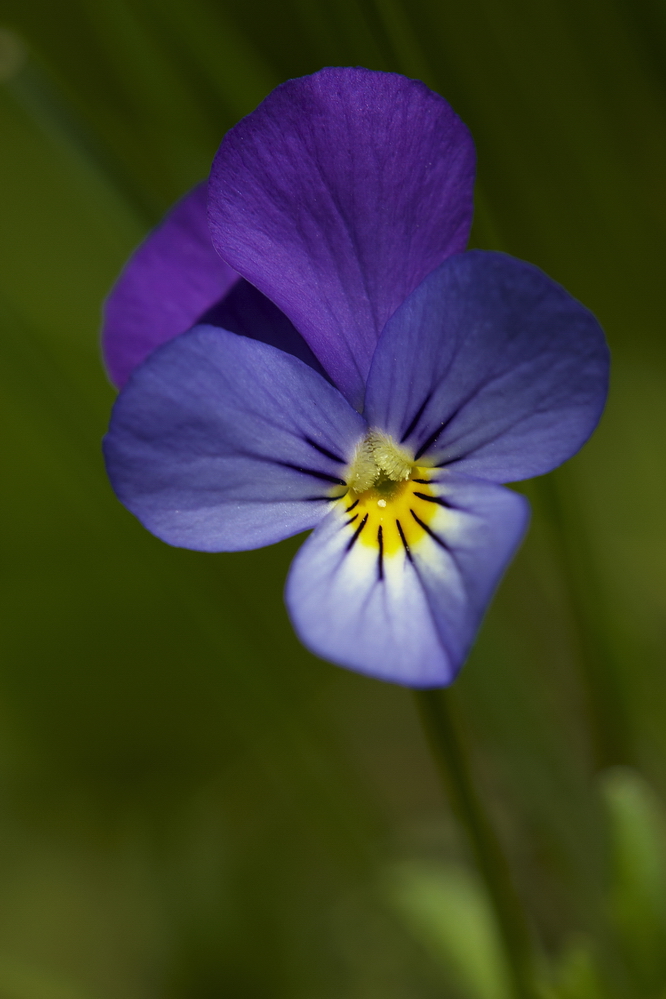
xmin=347 ymin=429 xmax=413 ymax=494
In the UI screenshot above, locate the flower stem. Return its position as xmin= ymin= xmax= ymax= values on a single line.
xmin=414 ymin=687 xmax=538 ymax=999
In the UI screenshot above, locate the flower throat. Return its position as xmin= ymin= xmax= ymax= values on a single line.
xmin=347 ymin=430 xmax=413 ymax=495
xmin=341 ymin=430 xmax=440 ymax=561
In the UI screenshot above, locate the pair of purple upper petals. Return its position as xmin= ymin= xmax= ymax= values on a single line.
xmin=103 ymin=67 xmax=609 ymax=687
xmin=103 ymin=67 xmax=475 ymax=405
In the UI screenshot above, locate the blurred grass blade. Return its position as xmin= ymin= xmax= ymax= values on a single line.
xmin=0 ymin=26 xmax=25 ymax=80
xmin=354 ymin=0 xmax=433 ymax=82
xmin=388 ymin=860 xmax=513 ymax=999
xmin=140 ymin=0 xmax=277 ymax=117
xmin=0 ymin=957 xmax=92 ymax=999
xmin=2 ymin=30 xmax=155 ymax=224
xmin=535 ymin=471 xmax=634 ymax=770
xmin=0 ymin=50 xmax=144 ymax=346
xmin=541 ymin=939 xmax=607 ymax=999
xmin=600 ymin=767 xmax=666 ymax=993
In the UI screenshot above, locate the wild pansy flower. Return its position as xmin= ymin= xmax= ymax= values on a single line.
xmin=103 ymin=68 xmax=609 ymax=687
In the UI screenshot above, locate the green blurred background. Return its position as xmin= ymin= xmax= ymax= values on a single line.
xmin=1 ymin=0 xmax=666 ymax=996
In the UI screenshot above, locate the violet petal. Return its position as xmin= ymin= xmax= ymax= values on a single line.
xmin=102 ymin=183 xmax=237 ymax=387
xmin=208 ymin=67 xmax=475 ymax=408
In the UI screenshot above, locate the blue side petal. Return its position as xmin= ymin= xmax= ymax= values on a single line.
xmin=104 ymin=325 xmax=367 ymax=551
xmin=285 ymin=472 xmax=529 ymax=687
xmin=364 ymin=251 xmax=610 ymax=482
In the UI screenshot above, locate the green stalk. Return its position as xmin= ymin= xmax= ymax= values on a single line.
xmin=415 ymin=687 xmax=538 ymax=999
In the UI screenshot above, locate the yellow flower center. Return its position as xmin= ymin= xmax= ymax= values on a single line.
xmin=342 ymin=430 xmax=443 ymax=563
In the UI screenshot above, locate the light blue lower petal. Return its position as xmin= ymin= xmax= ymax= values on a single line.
xmin=286 ymin=504 xmax=452 ymax=686
xmin=412 ymin=473 xmax=530 ymax=671
xmin=285 ymin=472 xmax=529 ymax=686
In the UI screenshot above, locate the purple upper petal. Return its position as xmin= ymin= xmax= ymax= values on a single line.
xmin=364 ymin=251 xmax=610 ymax=481
xmin=102 ymin=183 xmax=238 ymax=388
xmin=103 ymin=325 xmax=367 ymax=551
xmin=208 ymin=67 xmax=475 ymax=409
